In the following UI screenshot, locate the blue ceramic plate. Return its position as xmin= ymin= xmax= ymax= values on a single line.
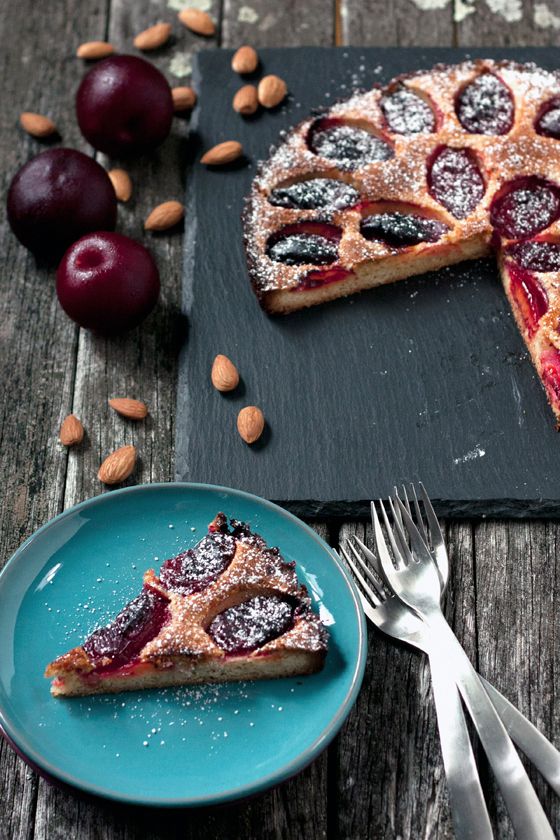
xmin=0 ymin=483 xmax=366 ymax=807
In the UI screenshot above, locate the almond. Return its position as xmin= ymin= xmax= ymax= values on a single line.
xmin=237 ymin=406 xmax=265 ymax=444
xmin=108 ymin=168 xmax=132 ymax=202
xmin=233 ymin=85 xmax=258 ymax=116
xmin=231 ymin=45 xmax=259 ymax=74
xmin=172 ymin=86 xmax=197 ymax=112
xmin=59 ymin=414 xmax=84 ymax=446
xmin=133 ymin=22 xmax=172 ymax=51
xmin=178 ymin=8 xmax=215 ymax=36
xmin=98 ymin=445 xmax=137 ymax=485
xmin=144 ymin=200 xmax=185 ymax=231
xmin=108 ymin=397 xmax=148 ymax=420
xmin=200 ymin=140 xmax=243 ymax=166
xmin=211 ymin=355 xmax=239 ymax=392
xmin=19 ymin=112 xmax=57 ymax=138
xmin=76 ymin=41 xmax=115 ymax=59
xmin=258 ymin=75 xmax=287 ymax=109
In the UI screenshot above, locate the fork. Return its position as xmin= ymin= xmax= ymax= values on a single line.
xmin=372 ymin=495 xmax=555 ymax=840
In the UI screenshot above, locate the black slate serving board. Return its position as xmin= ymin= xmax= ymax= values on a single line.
xmin=176 ymin=46 xmax=560 ymax=519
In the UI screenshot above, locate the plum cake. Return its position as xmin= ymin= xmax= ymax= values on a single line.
xmin=45 ymin=514 xmax=328 ymax=697
xmin=244 ymin=59 xmax=560 ymax=423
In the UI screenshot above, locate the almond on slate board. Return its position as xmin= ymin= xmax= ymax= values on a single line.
xmin=144 ymin=200 xmax=185 ymax=231
xmin=178 ymin=8 xmax=215 ymax=36
xmin=109 ymin=397 xmax=148 ymax=419
xmin=98 ymin=445 xmax=137 ymax=485
xmin=20 ymin=112 xmax=57 ymax=138
xmin=211 ymin=355 xmax=239 ymax=392
xmin=76 ymin=41 xmax=115 ymax=59
xmin=172 ymin=86 xmax=197 ymax=112
xmin=258 ymin=75 xmax=287 ymax=108
xmin=200 ymin=141 xmax=243 ymax=165
xmin=59 ymin=414 xmax=84 ymax=446
xmin=231 ymin=45 xmax=259 ymax=74
xmin=233 ymin=85 xmax=258 ymax=116
xmin=237 ymin=406 xmax=265 ymax=444
xmin=133 ymin=22 xmax=172 ymax=51
xmin=108 ymin=169 xmax=132 ymax=202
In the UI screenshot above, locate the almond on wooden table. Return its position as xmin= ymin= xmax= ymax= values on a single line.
xmin=200 ymin=141 xmax=243 ymax=166
xmin=133 ymin=22 xmax=172 ymax=51
xmin=237 ymin=406 xmax=265 ymax=444
xmin=231 ymin=45 xmax=259 ymax=74
xmin=19 ymin=112 xmax=57 ymax=138
xmin=98 ymin=445 xmax=137 ymax=485
xmin=258 ymin=75 xmax=288 ymax=108
xmin=233 ymin=85 xmax=258 ymax=116
xmin=172 ymin=86 xmax=197 ymax=112
xmin=144 ymin=200 xmax=185 ymax=231
xmin=211 ymin=355 xmax=239 ymax=392
xmin=108 ymin=397 xmax=148 ymax=420
xmin=76 ymin=41 xmax=115 ymax=59
xmin=108 ymin=168 xmax=132 ymax=202
xmin=59 ymin=414 xmax=84 ymax=446
xmin=178 ymin=8 xmax=215 ymax=36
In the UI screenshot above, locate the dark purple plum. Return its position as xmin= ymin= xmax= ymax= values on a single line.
xmin=360 ymin=211 xmax=449 ymax=246
xmin=267 ymin=222 xmax=341 ymax=266
xmin=76 ymin=55 xmax=173 ymax=156
xmin=456 ymin=73 xmax=514 ymax=135
xmin=381 ymin=88 xmax=436 ymax=135
xmin=536 ymin=97 xmax=560 ymax=139
xmin=207 ymin=595 xmax=295 ymax=654
xmin=490 ymin=177 xmax=560 ymax=240
xmin=159 ymin=531 xmax=236 ymax=595
xmin=307 ymin=117 xmax=393 ymax=170
xmin=428 ymin=146 xmax=485 ymax=219
xmin=56 ymin=231 xmax=160 ymax=334
xmin=268 ymin=178 xmax=359 ymax=210
xmin=505 ymin=240 xmax=560 ymax=272
xmin=7 ymin=148 xmax=117 ymax=258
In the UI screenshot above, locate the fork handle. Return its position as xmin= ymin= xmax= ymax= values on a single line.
xmin=428 ymin=613 xmax=555 ymax=840
xmin=429 ymin=653 xmax=493 ymax=839
xmin=481 ymin=677 xmax=560 ymax=796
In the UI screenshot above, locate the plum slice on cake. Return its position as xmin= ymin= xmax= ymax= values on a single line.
xmin=45 ymin=514 xmax=328 ymax=697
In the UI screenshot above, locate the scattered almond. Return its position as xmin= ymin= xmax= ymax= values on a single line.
xmin=108 ymin=168 xmax=132 ymax=202
xmin=76 ymin=41 xmax=115 ymax=60
xmin=178 ymin=8 xmax=215 ymax=36
xmin=144 ymin=200 xmax=185 ymax=231
xmin=200 ymin=140 xmax=243 ymax=166
xmin=98 ymin=445 xmax=137 ymax=485
xmin=211 ymin=355 xmax=239 ymax=392
xmin=109 ymin=397 xmax=148 ymax=420
xmin=133 ymin=22 xmax=172 ymax=50
xmin=59 ymin=414 xmax=84 ymax=447
xmin=258 ymin=75 xmax=287 ymax=109
xmin=233 ymin=85 xmax=258 ymax=116
xmin=172 ymin=86 xmax=197 ymax=112
xmin=19 ymin=112 xmax=57 ymax=138
xmin=237 ymin=406 xmax=265 ymax=444
xmin=231 ymin=45 xmax=259 ymax=74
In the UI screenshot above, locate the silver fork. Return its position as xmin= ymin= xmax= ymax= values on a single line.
xmin=340 ymin=540 xmax=493 ymax=840
xmin=372 ymin=495 xmax=555 ymax=840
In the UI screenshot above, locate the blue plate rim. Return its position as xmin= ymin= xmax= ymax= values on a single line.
xmin=0 ymin=481 xmax=367 ymax=807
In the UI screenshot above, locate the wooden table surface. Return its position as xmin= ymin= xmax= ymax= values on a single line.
xmin=2 ymin=1 xmax=560 ymax=837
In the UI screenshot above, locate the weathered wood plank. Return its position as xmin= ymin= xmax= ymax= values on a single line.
xmin=456 ymin=0 xmax=560 ymax=48
xmin=339 ymin=0 xmax=454 ymax=48
xmin=222 ymin=1 xmax=334 ymax=48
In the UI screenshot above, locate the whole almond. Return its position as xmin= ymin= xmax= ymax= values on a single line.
xmin=200 ymin=141 xmax=243 ymax=166
xmin=20 ymin=112 xmax=57 ymax=138
xmin=178 ymin=8 xmax=215 ymax=36
xmin=76 ymin=41 xmax=115 ymax=59
xmin=109 ymin=397 xmax=148 ymax=420
xmin=233 ymin=85 xmax=258 ymax=116
xmin=134 ymin=22 xmax=172 ymax=51
xmin=231 ymin=45 xmax=259 ymax=74
xmin=172 ymin=86 xmax=197 ymax=112
xmin=59 ymin=414 xmax=84 ymax=446
xmin=211 ymin=355 xmax=239 ymax=392
xmin=258 ymin=75 xmax=287 ymax=109
xmin=98 ymin=445 xmax=137 ymax=485
xmin=108 ymin=169 xmax=132 ymax=202
xmin=237 ymin=406 xmax=265 ymax=444
xmin=144 ymin=200 xmax=185 ymax=231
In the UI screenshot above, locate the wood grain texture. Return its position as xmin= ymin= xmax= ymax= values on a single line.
xmin=223 ymin=1 xmax=334 ymax=48
xmin=339 ymin=0 xmax=454 ymax=47
xmin=456 ymin=0 xmax=560 ymax=48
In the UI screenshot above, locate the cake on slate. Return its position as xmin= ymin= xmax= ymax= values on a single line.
xmin=244 ymin=59 xmax=560 ymax=424
xmin=45 ymin=514 xmax=328 ymax=697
